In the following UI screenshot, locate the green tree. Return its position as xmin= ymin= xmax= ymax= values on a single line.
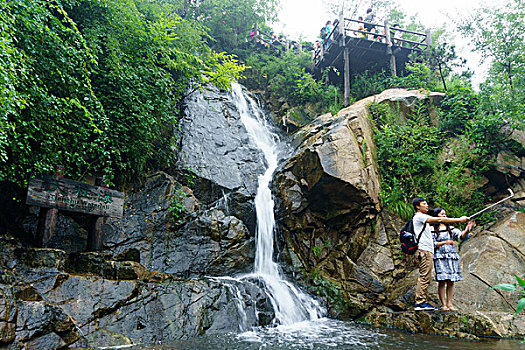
xmin=423 ymin=43 xmax=467 ymax=91
xmin=0 ymin=0 xmax=246 ymax=188
xmin=181 ymin=0 xmax=279 ymax=51
xmin=459 ymin=0 xmax=525 ymax=124
xmin=244 ymin=50 xmax=342 ymax=115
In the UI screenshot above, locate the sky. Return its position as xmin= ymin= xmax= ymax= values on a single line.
xmin=275 ymin=0 xmax=497 ymax=87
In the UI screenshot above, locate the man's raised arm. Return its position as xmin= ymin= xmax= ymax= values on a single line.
xmin=426 ymin=216 xmax=469 ymax=224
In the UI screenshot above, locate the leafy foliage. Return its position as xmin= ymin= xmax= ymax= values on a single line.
xmin=244 ymin=50 xmax=344 ymax=115
xmin=438 ymin=82 xmax=479 ymax=135
xmin=492 ymin=274 xmax=525 ymax=317
xmin=0 ymin=0 xmax=245 ymax=188
xmin=370 ymin=102 xmax=445 ymax=218
xmin=459 ymin=0 xmax=525 ymax=125
xmin=370 ymin=89 xmax=511 ymax=222
xmin=181 ymin=0 xmax=279 ymax=51
xmin=2 ymin=0 xmax=111 ymax=186
xmin=167 ymin=189 xmax=187 ymax=226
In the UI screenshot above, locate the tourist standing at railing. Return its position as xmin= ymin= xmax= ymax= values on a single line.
xmin=247 ymin=25 xmax=258 ymax=43
xmin=320 ymin=26 xmax=328 ymax=51
xmin=393 ymin=23 xmax=404 ymax=46
xmin=324 ymin=20 xmax=333 ymax=50
xmin=365 ymin=8 xmax=376 ymax=33
xmin=312 ymin=40 xmax=320 ymax=60
xmin=377 ymin=28 xmax=386 ymax=42
xmin=356 ymin=16 xmax=366 ymax=38
xmin=325 ymin=21 xmax=332 ymax=36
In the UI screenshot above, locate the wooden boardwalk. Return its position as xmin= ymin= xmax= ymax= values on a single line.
xmin=314 ymin=16 xmax=431 ymax=105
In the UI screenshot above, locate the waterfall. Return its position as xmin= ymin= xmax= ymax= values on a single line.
xmin=231 ymin=83 xmax=324 ymax=326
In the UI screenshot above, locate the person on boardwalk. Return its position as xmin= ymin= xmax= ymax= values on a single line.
xmin=364 ymin=8 xmax=375 ymax=30
xmin=393 ymin=23 xmax=404 ymax=45
xmin=364 ymin=8 xmax=376 ymax=40
xmin=411 ymin=197 xmax=469 ymax=311
xmin=356 ymin=16 xmax=366 ymax=38
xmin=324 ymin=21 xmax=333 ymax=49
xmin=431 ymin=208 xmax=475 ymax=311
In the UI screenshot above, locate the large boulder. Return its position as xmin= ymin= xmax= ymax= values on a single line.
xmin=178 ymin=85 xmax=266 ymax=201
xmin=275 ymin=89 xmax=441 ymax=310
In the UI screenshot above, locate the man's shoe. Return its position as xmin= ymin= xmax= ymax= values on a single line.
xmin=414 ymin=302 xmax=438 ymax=311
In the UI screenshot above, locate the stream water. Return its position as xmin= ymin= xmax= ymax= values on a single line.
xmin=128 ymin=318 xmax=523 ymax=349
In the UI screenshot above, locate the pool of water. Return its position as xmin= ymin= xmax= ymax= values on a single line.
xmin=120 ymin=318 xmax=524 ymax=350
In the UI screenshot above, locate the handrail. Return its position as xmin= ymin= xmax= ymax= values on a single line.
xmin=390 ymin=36 xmax=427 ymax=48
xmin=313 ymin=17 xmax=430 ymax=67
xmin=344 ymin=28 xmax=386 ymax=39
xmin=343 ymin=17 xmax=427 ymax=38
xmin=343 ymin=26 xmax=428 ymax=49
xmin=344 ymin=17 xmax=386 ymax=29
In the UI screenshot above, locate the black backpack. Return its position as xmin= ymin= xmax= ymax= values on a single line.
xmin=399 ymin=219 xmax=427 ymax=255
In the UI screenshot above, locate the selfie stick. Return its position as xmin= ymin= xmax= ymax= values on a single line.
xmin=469 ymin=188 xmax=514 ymax=219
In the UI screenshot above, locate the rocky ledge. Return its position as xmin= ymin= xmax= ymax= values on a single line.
xmin=362 ymin=308 xmax=525 ymax=339
xmin=0 ymin=241 xmax=274 ymax=349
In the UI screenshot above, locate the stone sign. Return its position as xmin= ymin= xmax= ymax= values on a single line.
xmin=26 ymin=176 xmax=124 ymax=218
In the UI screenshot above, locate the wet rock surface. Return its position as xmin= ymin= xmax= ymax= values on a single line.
xmin=178 ymin=85 xmax=266 ymax=200
xmin=103 ymin=172 xmax=256 ymax=278
xmin=362 ymin=309 xmax=503 ymax=339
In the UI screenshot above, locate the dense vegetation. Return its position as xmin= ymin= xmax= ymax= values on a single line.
xmin=0 ymin=0 xmax=248 ymax=188
xmin=367 ymin=0 xmax=524 ymax=220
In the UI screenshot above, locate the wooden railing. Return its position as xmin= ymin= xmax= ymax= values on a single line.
xmin=247 ymin=24 xmax=301 ymax=53
xmin=344 ymin=18 xmax=430 ymax=50
xmin=314 ymin=17 xmax=430 ymax=65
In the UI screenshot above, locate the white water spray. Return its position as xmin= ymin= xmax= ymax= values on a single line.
xmin=231 ymin=83 xmax=324 ymax=325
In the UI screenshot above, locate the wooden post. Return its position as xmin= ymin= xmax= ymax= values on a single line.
xmin=384 ymin=21 xmax=397 ymax=77
xmin=340 ymin=11 xmax=351 ymax=107
xmin=86 ymin=177 xmax=106 ymax=252
xmin=339 ymin=10 xmax=345 ymax=47
xmin=344 ymin=47 xmax=351 ymax=107
xmin=35 ymin=165 xmax=64 ymax=247
xmin=425 ymin=29 xmax=432 ymax=48
xmin=391 ymin=54 xmax=397 ymax=77
xmin=36 ymin=208 xmax=57 ymax=247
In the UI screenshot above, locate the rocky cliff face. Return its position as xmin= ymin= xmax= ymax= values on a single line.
xmin=0 ymin=85 xmax=276 ymax=349
xmin=274 ymin=88 xmax=525 ymax=337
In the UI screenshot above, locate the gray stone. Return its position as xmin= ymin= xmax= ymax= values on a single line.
xmin=178 ymin=86 xmax=266 ymax=198
xmin=15 ymin=248 xmax=67 ymax=270
xmin=104 ymin=173 xmax=255 ymax=278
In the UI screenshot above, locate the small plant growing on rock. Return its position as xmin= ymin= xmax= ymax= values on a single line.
xmin=492 ymin=274 xmax=525 ymax=317
xmin=311 ymin=240 xmax=331 ymax=259
xmin=168 ymin=190 xmax=187 ymax=226
xmin=308 ymin=269 xmax=348 ymax=317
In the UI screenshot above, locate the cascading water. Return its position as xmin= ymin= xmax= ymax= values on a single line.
xmin=230 ymin=83 xmax=324 ymax=326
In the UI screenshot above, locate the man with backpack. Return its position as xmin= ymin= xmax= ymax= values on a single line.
xmin=411 ymin=197 xmax=469 ymax=310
